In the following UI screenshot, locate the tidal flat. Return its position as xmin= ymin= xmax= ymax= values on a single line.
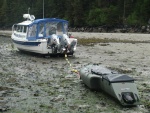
xmin=0 ymin=34 xmax=150 ymax=113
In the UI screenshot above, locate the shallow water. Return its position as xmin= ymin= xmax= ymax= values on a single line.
xmin=0 ymin=36 xmax=149 ymax=113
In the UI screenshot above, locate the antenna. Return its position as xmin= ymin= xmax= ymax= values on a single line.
xmin=43 ymin=0 xmax=44 ymax=18
xmin=28 ymin=7 xmax=30 ymax=14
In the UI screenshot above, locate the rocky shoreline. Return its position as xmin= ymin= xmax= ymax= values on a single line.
xmin=68 ymin=25 xmax=150 ymax=33
xmin=1 ymin=30 xmax=150 ymax=42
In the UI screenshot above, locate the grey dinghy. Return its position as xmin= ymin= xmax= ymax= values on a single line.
xmin=79 ymin=64 xmax=140 ymax=106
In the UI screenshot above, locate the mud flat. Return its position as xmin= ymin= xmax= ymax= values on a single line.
xmin=0 ymin=32 xmax=150 ymax=112
xmin=0 ymin=30 xmax=11 ymax=37
xmin=70 ymin=32 xmax=150 ymax=41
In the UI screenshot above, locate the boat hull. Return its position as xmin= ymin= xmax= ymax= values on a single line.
xmin=12 ymin=38 xmax=77 ymax=55
xmin=12 ymin=39 xmax=51 ymax=54
xmin=79 ymin=64 xmax=140 ymax=106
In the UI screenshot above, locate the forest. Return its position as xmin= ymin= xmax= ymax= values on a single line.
xmin=0 ymin=0 xmax=150 ymax=29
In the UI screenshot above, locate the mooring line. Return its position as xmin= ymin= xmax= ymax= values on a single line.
xmin=65 ymin=54 xmax=80 ymax=78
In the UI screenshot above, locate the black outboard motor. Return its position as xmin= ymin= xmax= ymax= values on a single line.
xmin=122 ymin=92 xmax=135 ymax=104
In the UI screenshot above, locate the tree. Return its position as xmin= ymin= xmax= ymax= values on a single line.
xmin=140 ymin=0 xmax=150 ymax=24
xmin=87 ymin=8 xmax=103 ymax=26
xmin=33 ymin=0 xmax=43 ymax=18
xmin=73 ymin=0 xmax=85 ymax=27
xmin=0 ymin=0 xmax=150 ymax=28
xmin=0 ymin=0 xmax=8 ymax=28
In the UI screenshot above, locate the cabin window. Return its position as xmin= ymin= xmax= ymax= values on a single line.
xmin=45 ymin=22 xmax=56 ymax=36
xmin=38 ymin=23 xmax=44 ymax=37
xmin=14 ymin=25 xmax=27 ymax=33
xmin=28 ymin=24 xmax=37 ymax=37
xmin=16 ymin=26 xmax=22 ymax=32
xmin=56 ymin=22 xmax=63 ymax=36
xmin=23 ymin=26 xmax=27 ymax=33
xmin=63 ymin=23 xmax=68 ymax=34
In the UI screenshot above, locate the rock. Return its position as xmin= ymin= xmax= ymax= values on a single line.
xmin=51 ymin=95 xmax=64 ymax=102
xmin=0 ymin=101 xmax=9 ymax=112
xmin=78 ymin=104 xmax=90 ymax=108
xmin=65 ymin=74 xmax=75 ymax=79
xmin=34 ymin=90 xmax=40 ymax=96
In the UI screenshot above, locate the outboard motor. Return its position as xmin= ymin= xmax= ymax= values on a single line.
xmin=68 ymin=39 xmax=77 ymax=53
xmin=58 ymin=34 xmax=70 ymax=53
xmin=122 ymin=92 xmax=135 ymax=104
xmin=47 ymin=34 xmax=59 ymax=53
xmin=50 ymin=34 xmax=60 ymax=45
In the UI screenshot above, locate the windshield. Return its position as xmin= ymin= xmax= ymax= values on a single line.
xmin=27 ymin=20 xmax=68 ymax=39
xmin=28 ymin=24 xmax=37 ymax=38
xmin=40 ymin=21 xmax=68 ymax=37
xmin=13 ymin=25 xmax=28 ymax=33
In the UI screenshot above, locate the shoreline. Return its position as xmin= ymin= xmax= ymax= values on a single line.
xmin=0 ymin=30 xmax=12 ymax=37
xmin=69 ymin=32 xmax=150 ymax=41
xmin=0 ymin=30 xmax=150 ymax=42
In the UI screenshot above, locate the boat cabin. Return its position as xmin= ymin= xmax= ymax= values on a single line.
xmin=12 ymin=18 xmax=68 ymax=41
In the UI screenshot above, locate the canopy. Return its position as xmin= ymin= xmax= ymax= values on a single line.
xmin=29 ymin=18 xmax=68 ymax=26
xmin=27 ymin=18 xmax=68 ymax=40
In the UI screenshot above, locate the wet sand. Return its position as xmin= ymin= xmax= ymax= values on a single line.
xmin=70 ymin=32 xmax=150 ymax=41
xmin=0 ymin=32 xmax=150 ymax=112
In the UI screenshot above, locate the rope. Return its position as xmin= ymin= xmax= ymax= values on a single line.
xmin=65 ymin=54 xmax=80 ymax=78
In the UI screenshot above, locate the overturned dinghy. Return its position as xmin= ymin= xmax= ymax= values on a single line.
xmin=79 ymin=64 xmax=140 ymax=106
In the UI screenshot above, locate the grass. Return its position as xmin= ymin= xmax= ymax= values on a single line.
xmin=76 ymin=37 xmax=150 ymax=46
xmin=108 ymin=67 xmax=133 ymax=74
xmin=141 ymin=100 xmax=150 ymax=109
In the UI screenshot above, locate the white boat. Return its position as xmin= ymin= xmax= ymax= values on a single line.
xmin=11 ymin=14 xmax=77 ymax=55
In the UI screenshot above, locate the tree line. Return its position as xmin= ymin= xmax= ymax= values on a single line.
xmin=0 ymin=0 xmax=150 ymax=29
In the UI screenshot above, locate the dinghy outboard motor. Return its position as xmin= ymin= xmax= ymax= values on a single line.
xmin=122 ymin=92 xmax=136 ymax=104
xmin=79 ymin=64 xmax=140 ymax=106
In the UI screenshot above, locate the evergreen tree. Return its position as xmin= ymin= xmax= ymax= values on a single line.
xmin=73 ymin=0 xmax=85 ymax=27
xmin=33 ymin=0 xmax=43 ymax=18
xmin=140 ymin=0 xmax=150 ymax=24
xmin=0 ymin=0 xmax=8 ymax=28
xmin=0 ymin=0 xmax=150 ymax=28
xmin=65 ymin=0 xmax=74 ymax=26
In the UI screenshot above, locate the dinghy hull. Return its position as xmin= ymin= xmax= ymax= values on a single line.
xmin=79 ymin=64 xmax=140 ymax=106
